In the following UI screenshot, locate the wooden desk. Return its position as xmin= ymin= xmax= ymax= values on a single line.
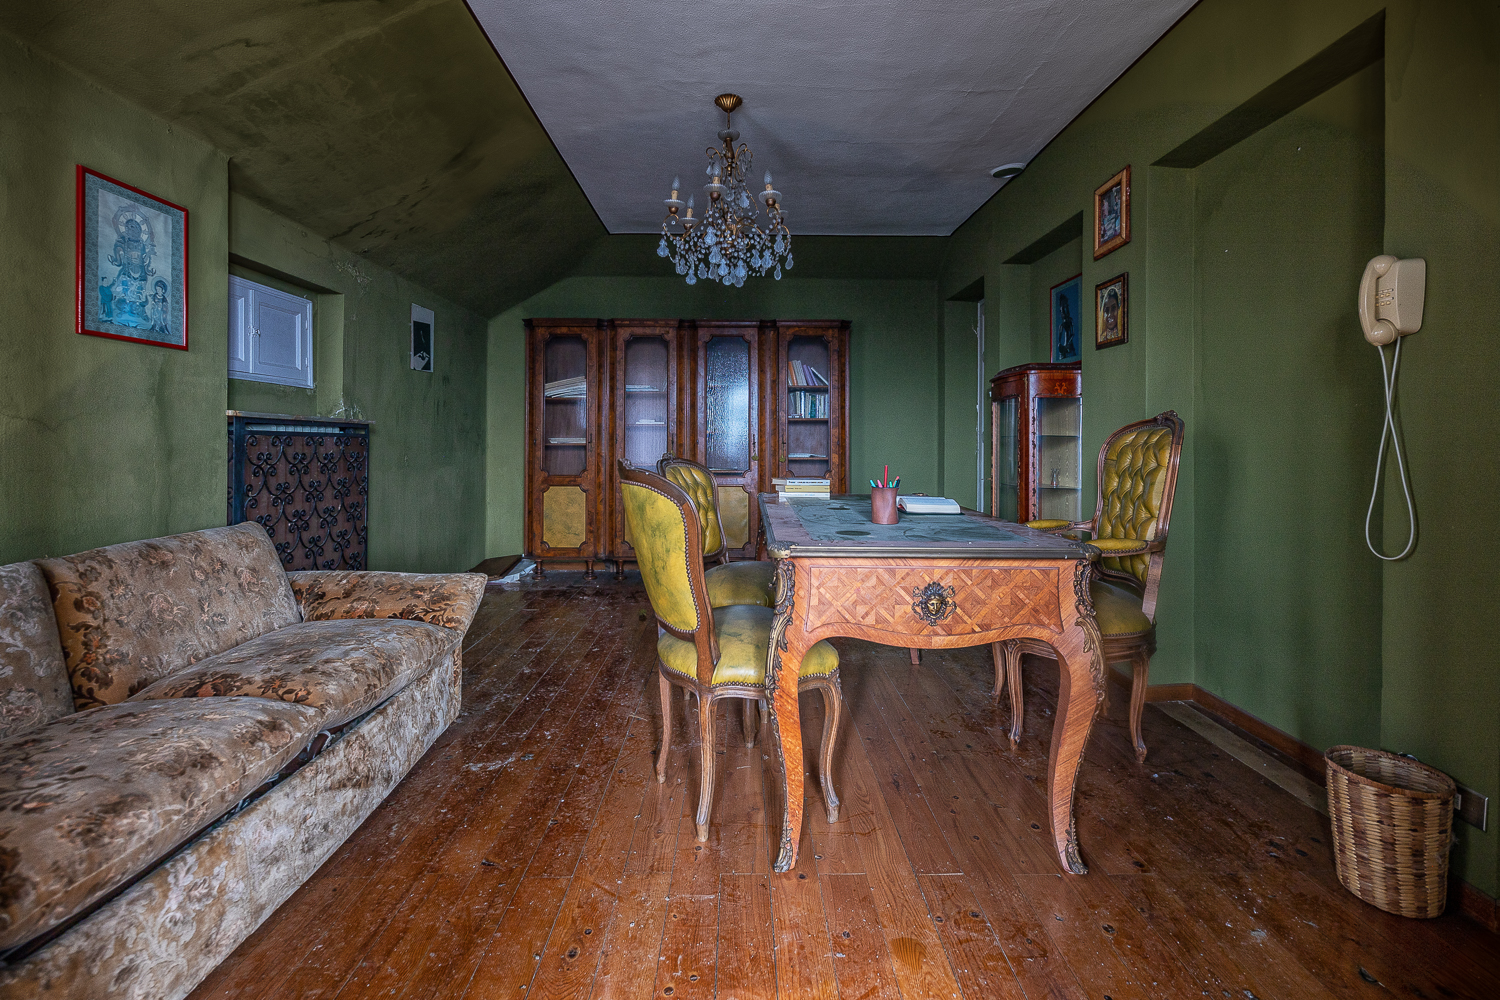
xmin=760 ymin=494 xmax=1104 ymax=875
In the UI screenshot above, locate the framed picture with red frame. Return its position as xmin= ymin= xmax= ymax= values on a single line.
xmin=76 ymin=165 xmax=188 ymax=350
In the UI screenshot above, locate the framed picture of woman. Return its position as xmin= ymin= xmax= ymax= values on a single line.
xmin=1093 ymin=166 xmax=1130 ymax=260
xmin=1095 ymin=273 xmax=1128 ymax=349
xmin=1050 ymin=274 xmax=1082 ymax=363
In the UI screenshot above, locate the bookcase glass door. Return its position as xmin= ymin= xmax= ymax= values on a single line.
xmin=705 ymin=336 xmax=751 ymax=473
xmin=623 ymin=336 xmax=670 ymax=468
xmin=542 ymin=335 xmax=588 ymax=476
xmin=1036 ymin=396 xmax=1083 ymax=520
xmin=994 ymin=395 xmax=1019 ymax=521
xmin=785 ymin=335 xmax=832 ymax=478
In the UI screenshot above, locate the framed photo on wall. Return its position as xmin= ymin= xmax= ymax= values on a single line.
xmin=1093 ymin=166 xmax=1130 ymax=260
xmin=76 ymin=165 xmax=188 ymax=349
xmin=1095 ymin=273 xmax=1128 ymax=349
xmin=1050 ymin=274 xmax=1082 ymax=363
xmin=411 ymin=304 xmax=434 ymax=372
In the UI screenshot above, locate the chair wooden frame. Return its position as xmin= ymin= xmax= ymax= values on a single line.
xmin=993 ymin=410 xmax=1184 ymax=762
xmin=618 ymin=461 xmax=843 ymax=840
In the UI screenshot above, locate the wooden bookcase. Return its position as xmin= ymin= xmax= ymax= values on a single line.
xmin=990 ymin=362 xmax=1082 ymax=523
xmin=524 ymin=318 xmax=850 ymax=575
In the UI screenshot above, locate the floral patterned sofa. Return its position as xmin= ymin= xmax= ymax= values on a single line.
xmin=0 ymin=523 xmax=485 ymax=999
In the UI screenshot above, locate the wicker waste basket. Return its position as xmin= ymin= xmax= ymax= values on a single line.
xmin=1325 ymin=746 xmax=1455 ymax=918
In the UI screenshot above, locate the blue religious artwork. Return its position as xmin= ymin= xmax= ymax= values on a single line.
xmin=78 ymin=167 xmax=188 ymax=349
xmin=1050 ymin=274 xmax=1082 ymax=364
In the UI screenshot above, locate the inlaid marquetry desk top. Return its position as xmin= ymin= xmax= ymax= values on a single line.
xmin=759 ymin=493 xmax=1092 ymax=560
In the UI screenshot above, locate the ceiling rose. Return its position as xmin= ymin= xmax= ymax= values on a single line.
xmin=657 ymin=95 xmax=791 ymax=287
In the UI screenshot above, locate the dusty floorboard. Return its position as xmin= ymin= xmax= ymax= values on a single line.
xmin=191 ymin=574 xmax=1500 ymax=1000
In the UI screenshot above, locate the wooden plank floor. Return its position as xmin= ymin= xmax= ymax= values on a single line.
xmin=191 ymin=576 xmax=1500 ymax=1000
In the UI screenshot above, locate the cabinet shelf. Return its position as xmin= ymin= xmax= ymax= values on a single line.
xmin=787 ymin=385 xmax=829 ymax=392
xmin=787 ymin=417 xmax=828 ymax=423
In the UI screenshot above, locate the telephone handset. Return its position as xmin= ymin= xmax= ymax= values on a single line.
xmin=1358 ymin=255 xmax=1426 ymax=345
xmin=1360 ymin=255 xmax=1426 ymax=560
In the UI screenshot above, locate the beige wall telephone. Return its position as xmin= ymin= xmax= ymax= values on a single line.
xmin=1361 ymin=255 xmax=1426 ymax=560
xmin=1358 ymin=255 xmax=1426 ymax=345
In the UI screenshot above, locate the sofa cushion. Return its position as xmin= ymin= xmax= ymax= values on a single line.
xmin=128 ymin=619 xmax=459 ymax=728
xmin=0 ymin=562 xmax=73 ymax=739
xmin=37 ymin=524 xmax=300 ymax=709
xmin=287 ymin=570 xmax=486 ymax=632
xmin=0 ymin=697 xmax=322 ymax=952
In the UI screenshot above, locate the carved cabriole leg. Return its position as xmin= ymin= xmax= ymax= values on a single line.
xmin=656 ymin=670 xmax=672 ymax=783
xmin=1046 ymin=561 xmax=1106 ymax=875
xmin=990 ymin=642 xmax=1006 ymax=701
xmin=1005 ymin=641 xmax=1024 ymax=748
xmin=766 ymin=558 xmax=807 ymax=873
xmin=741 ymin=697 xmax=759 ymax=748
xmin=1129 ymin=649 xmax=1151 ymax=763
xmin=695 ymin=691 xmax=717 ymax=841
xmin=817 ymin=675 xmax=843 ymax=823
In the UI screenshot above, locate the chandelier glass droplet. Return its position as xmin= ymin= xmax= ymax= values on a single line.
xmin=658 ymin=94 xmax=791 ymax=288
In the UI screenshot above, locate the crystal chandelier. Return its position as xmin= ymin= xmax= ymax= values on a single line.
xmin=657 ymin=94 xmax=792 ymax=287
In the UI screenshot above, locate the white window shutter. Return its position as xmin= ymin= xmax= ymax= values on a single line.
xmin=228 ymin=276 xmax=252 ymax=376
xmin=229 ymin=276 xmax=313 ymax=388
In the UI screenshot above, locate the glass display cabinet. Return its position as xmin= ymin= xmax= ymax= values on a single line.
xmin=775 ymin=321 xmax=849 ymax=490
xmin=607 ymin=320 xmax=681 ymax=571
xmin=990 ymin=362 xmax=1082 ymax=523
xmin=690 ymin=322 xmax=762 ymax=559
xmin=526 ymin=319 xmax=605 ymax=576
xmin=525 ymin=317 xmax=849 ymax=573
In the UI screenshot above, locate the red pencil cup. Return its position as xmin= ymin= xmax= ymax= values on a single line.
xmin=870 ymin=486 xmax=899 ymax=525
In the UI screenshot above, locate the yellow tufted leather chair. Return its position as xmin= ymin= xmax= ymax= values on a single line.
xmin=657 ymin=454 xmax=777 ymax=609
xmin=618 ymin=460 xmax=844 ymax=840
xmin=994 ymin=411 xmax=1184 ymax=762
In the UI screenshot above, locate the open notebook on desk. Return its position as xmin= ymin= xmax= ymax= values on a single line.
xmin=897 ymin=494 xmax=960 ymax=514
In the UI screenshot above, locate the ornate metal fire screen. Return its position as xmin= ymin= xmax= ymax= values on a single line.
xmin=228 ymin=411 xmax=371 ymax=571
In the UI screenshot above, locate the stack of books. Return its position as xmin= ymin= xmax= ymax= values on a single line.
xmin=543 ymin=376 xmax=587 ymax=399
xmin=773 ymin=477 xmax=831 ymax=500
xmin=787 ymin=362 xmax=828 ymax=386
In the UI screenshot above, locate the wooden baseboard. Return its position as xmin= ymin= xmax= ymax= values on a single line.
xmin=1111 ymin=667 xmax=1500 ymax=932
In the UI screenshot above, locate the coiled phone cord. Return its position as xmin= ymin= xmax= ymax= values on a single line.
xmin=1364 ymin=337 xmax=1416 ymax=560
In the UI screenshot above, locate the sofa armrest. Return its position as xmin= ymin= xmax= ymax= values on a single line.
xmin=287 ymin=571 xmax=487 ymax=635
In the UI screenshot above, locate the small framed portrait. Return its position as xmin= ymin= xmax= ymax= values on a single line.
xmin=1095 ymin=273 xmax=1129 ymax=349
xmin=1093 ymin=166 xmax=1130 ymax=260
xmin=1050 ymin=274 xmax=1082 ymax=363
xmin=410 ymin=304 xmax=434 ymax=372
xmin=76 ymin=165 xmax=188 ymax=349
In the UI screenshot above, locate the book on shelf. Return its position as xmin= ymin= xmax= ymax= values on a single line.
xmin=786 ymin=361 xmax=828 ymax=387
xmin=897 ymin=495 xmax=961 ymax=514
xmin=543 ymin=375 xmax=587 ymax=398
xmin=625 ymin=384 xmax=661 ymax=392
xmin=787 ymin=453 xmax=828 ymax=460
xmin=632 ymin=419 xmax=665 ymax=426
xmin=547 ymin=436 xmax=587 ymax=445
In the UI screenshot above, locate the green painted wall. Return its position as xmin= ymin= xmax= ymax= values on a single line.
xmin=0 ymin=35 xmax=229 ymax=563
xmin=1191 ymin=64 xmax=1386 ymax=751
xmin=938 ymin=0 xmax=1500 ymax=895
xmin=228 ymin=196 xmax=489 ymax=574
xmin=486 ymin=276 xmax=942 ymax=556
xmin=0 ymin=34 xmax=488 ymax=576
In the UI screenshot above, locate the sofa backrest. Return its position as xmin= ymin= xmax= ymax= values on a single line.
xmin=36 ymin=523 xmax=301 ymax=709
xmin=0 ymin=561 xmax=74 ymax=737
